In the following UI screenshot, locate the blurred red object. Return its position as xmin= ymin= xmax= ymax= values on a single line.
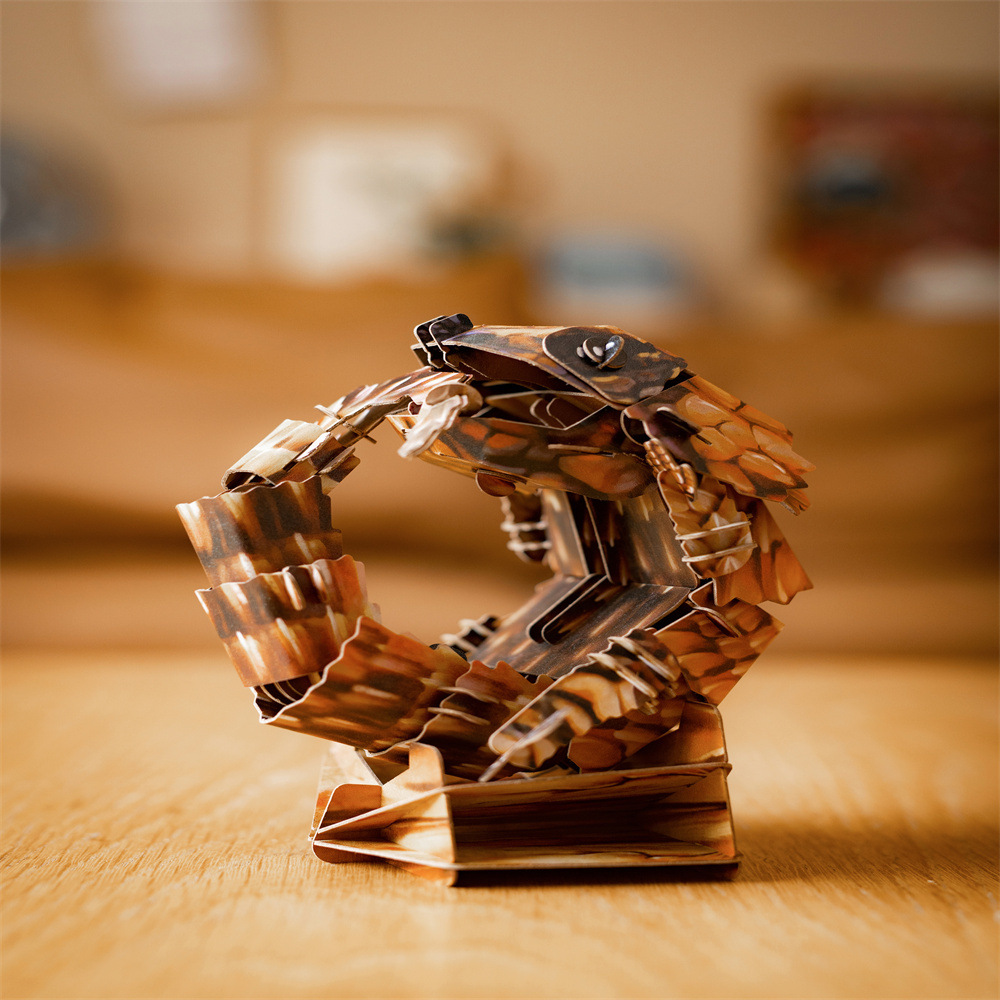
xmin=770 ymin=84 xmax=999 ymax=304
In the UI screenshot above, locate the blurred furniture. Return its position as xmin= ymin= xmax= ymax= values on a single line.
xmin=0 ymin=256 xmax=527 ymax=548
xmin=2 ymin=260 xmax=996 ymax=654
xmin=769 ymin=85 xmax=999 ymax=307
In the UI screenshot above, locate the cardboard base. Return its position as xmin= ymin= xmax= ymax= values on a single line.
xmin=311 ymin=741 xmax=740 ymax=885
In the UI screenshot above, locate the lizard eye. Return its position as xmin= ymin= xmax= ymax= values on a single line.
xmin=577 ymin=334 xmax=627 ymax=369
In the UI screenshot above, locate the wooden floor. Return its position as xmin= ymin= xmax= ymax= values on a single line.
xmin=2 ymin=650 xmax=996 ymax=1000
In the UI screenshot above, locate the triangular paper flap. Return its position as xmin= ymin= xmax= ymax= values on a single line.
xmin=643 ymin=770 xmax=737 ymax=855
xmin=311 ymin=744 xmax=383 ymax=835
xmin=311 ymin=838 xmax=461 ymax=871
xmin=381 ymin=742 xmax=448 ymax=799
xmin=314 ymin=787 xmax=443 ymax=839
xmin=624 ymin=700 xmax=729 ymax=768
xmin=314 ymin=744 xmax=455 ymax=863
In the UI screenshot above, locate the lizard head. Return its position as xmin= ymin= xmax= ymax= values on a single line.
xmin=411 ymin=314 xmax=688 ymax=407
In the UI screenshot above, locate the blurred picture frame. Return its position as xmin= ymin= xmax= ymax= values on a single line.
xmin=768 ymin=82 xmax=999 ymax=312
xmin=263 ymin=114 xmax=504 ymax=283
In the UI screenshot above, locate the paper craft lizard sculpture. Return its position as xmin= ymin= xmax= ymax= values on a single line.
xmin=178 ymin=315 xmax=812 ymax=883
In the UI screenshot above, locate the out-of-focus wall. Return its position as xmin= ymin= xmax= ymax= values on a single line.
xmin=3 ymin=1 xmax=996 ymax=294
xmin=2 ymin=1 xmax=997 ymax=654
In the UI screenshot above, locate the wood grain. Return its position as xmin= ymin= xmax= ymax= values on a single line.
xmin=2 ymin=652 xmax=996 ymax=999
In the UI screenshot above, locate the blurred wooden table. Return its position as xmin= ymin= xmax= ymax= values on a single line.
xmin=2 ymin=651 xmax=997 ymax=1000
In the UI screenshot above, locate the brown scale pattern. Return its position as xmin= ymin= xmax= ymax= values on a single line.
xmin=413 ymin=660 xmax=555 ymax=779
xmin=222 ymin=367 xmax=466 ymax=490
xmin=389 ymin=407 xmax=654 ymax=501
xmin=655 ymin=473 xmax=755 ymax=581
xmin=487 ymin=583 xmax=782 ymax=770
xmin=627 ymin=375 xmax=814 ymax=512
xmin=713 ymin=496 xmax=813 ymax=606
xmin=177 ymin=478 xmax=343 ymax=587
xmin=656 ymin=583 xmax=784 ymax=705
xmin=259 ymin=616 xmax=470 ymax=753
xmin=566 ymin=697 xmax=688 ymax=771
xmin=196 ymin=556 xmax=378 ymax=687
xmin=487 ymin=625 xmax=689 ymax=770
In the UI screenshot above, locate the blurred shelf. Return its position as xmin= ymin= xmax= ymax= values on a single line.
xmin=1 ymin=551 xmax=995 ymax=656
xmin=2 ymin=259 xmax=996 ymax=656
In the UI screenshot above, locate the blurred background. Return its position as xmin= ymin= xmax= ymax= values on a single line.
xmin=2 ymin=0 xmax=997 ymax=658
